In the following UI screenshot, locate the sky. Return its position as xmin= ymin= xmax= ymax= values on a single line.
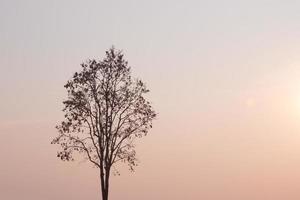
xmin=1 ymin=0 xmax=300 ymax=199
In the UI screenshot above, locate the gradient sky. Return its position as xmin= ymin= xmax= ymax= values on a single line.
xmin=1 ymin=0 xmax=300 ymax=199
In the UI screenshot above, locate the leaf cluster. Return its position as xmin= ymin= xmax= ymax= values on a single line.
xmin=52 ymin=48 xmax=156 ymax=173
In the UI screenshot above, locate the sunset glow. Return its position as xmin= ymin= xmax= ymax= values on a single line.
xmin=1 ymin=0 xmax=300 ymax=200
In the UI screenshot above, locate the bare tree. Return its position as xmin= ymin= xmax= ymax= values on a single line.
xmin=51 ymin=47 xmax=156 ymax=200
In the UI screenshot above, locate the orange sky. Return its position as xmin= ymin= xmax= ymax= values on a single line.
xmin=1 ymin=0 xmax=300 ymax=199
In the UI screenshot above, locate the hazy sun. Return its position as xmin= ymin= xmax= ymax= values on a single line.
xmin=246 ymin=98 xmax=256 ymax=108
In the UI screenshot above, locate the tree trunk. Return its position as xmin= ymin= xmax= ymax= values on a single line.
xmin=100 ymin=177 xmax=108 ymax=200
xmin=104 ymin=168 xmax=110 ymax=200
xmin=100 ymin=169 xmax=107 ymax=200
xmin=102 ymin=189 xmax=108 ymax=200
xmin=100 ymin=167 xmax=110 ymax=200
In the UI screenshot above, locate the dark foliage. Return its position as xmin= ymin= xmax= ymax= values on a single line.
xmin=52 ymin=47 xmax=156 ymax=200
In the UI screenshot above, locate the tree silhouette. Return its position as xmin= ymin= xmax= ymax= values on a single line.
xmin=52 ymin=47 xmax=156 ymax=200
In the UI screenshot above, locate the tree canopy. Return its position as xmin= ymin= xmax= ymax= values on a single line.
xmin=52 ymin=47 xmax=156 ymax=200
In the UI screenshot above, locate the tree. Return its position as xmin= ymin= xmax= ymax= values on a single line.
xmin=51 ymin=47 xmax=157 ymax=200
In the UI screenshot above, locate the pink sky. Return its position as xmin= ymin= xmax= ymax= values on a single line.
xmin=1 ymin=0 xmax=300 ymax=199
